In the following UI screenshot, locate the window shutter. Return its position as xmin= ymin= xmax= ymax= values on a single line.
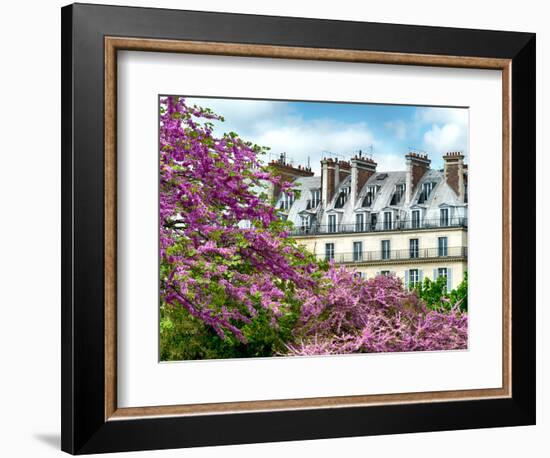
xmin=419 ymin=269 xmax=424 ymax=283
xmin=447 ymin=268 xmax=453 ymax=291
xmin=404 ymin=270 xmax=409 ymax=289
xmin=433 ymin=268 xmax=438 ymax=281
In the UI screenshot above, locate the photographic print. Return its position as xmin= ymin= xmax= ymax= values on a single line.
xmin=159 ymin=95 xmax=469 ymax=362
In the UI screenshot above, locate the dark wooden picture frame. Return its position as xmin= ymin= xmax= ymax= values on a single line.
xmin=61 ymin=3 xmax=536 ymax=454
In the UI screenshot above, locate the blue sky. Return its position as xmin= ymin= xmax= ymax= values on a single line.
xmin=185 ymin=97 xmax=469 ymax=174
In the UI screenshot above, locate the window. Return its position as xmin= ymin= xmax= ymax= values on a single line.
xmin=440 ymin=208 xmax=449 ymax=227
xmin=364 ymin=193 xmax=372 ymax=207
xmin=353 ymin=241 xmax=363 ymax=262
xmin=381 ymin=240 xmax=390 ymax=260
xmin=355 ymin=213 xmax=365 ymax=232
xmin=397 ymin=183 xmax=405 ymax=199
xmin=370 ymin=213 xmax=378 ymax=230
xmin=438 ymin=236 xmax=448 ymax=257
xmin=383 ymin=211 xmax=393 ymax=230
xmin=300 ymin=215 xmax=310 ymax=232
xmin=418 ymin=182 xmax=434 ymax=204
xmin=423 ymin=182 xmax=434 ymax=196
xmin=390 ymin=183 xmax=406 ymax=204
xmin=280 ymin=192 xmax=294 ymax=211
xmin=409 ymin=238 xmax=419 ymax=258
xmin=435 ymin=267 xmax=451 ymax=291
xmin=408 ymin=269 xmax=420 ymax=288
xmin=310 ymin=189 xmax=321 ymax=208
xmin=328 ymin=214 xmax=337 ymax=233
xmin=380 ymin=270 xmax=391 ymax=276
xmin=411 ymin=209 xmax=420 ymax=229
xmin=335 ymin=187 xmax=350 ymax=208
xmin=363 ymin=185 xmax=379 ymax=207
xmin=325 ymin=243 xmax=334 ymax=261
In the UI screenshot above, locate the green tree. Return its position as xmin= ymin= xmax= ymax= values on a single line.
xmin=450 ymin=272 xmax=468 ymax=311
xmin=414 ymin=272 xmax=467 ymax=312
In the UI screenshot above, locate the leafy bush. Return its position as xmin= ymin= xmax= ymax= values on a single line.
xmin=160 ymin=295 xmax=302 ymax=360
xmin=414 ymin=272 xmax=468 ymax=311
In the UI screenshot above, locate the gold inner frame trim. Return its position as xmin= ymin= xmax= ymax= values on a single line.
xmin=104 ymin=36 xmax=512 ymax=421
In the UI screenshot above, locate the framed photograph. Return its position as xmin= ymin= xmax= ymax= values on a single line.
xmin=61 ymin=3 xmax=536 ymax=454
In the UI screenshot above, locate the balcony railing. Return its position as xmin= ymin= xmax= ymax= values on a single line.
xmin=291 ymin=217 xmax=467 ymax=236
xmin=322 ymin=246 xmax=467 ymax=264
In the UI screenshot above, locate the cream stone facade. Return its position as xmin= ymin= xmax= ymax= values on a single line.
xmin=270 ymin=151 xmax=468 ymax=291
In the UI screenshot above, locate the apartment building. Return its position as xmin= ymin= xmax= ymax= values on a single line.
xmin=270 ymin=151 xmax=468 ymax=290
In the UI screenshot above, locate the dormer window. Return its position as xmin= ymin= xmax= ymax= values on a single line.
xmin=418 ymin=182 xmax=434 ymax=204
xmin=363 ymin=185 xmax=379 ymax=207
xmin=300 ymin=215 xmax=310 ymax=232
xmin=355 ymin=213 xmax=365 ymax=232
xmin=390 ymin=183 xmax=406 ymax=205
xmin=310 ymin=189 xmax=321 ymax=208
xmin=440 ymin=208 xmax=450 ymax=227
xmin=383 ymin=211 xmax=393 ymax=230
xmin=335 ymin=187 xmax=350 ymax=208
xmin=280 ymin=192 xmax=294 ymax=211
xmin=411 ymin=209 xmax=421 ymax=229
xmin=328 ymin=214 xmax=337 ymax=233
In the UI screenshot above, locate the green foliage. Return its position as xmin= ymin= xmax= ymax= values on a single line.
xmin=450 ymin=271 xmax=468 ymax=311
xmin=414 ymin=276 xmax=448 ymax=309
xmin=414 ymin=272 xmax=468 ymax=312
xmin=160 ymin=295 xmax=302 ymax=360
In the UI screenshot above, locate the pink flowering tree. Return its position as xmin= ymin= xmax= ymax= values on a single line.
xmin=287 ymin=267 xmax=468 ymax=355
xmin=160 ymin=96 xmax=320 ymax=359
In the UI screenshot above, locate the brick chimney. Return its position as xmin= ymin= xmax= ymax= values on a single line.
xmin=405 ymin=152 xmax=431 ymax=205
xmin=321 ymin=158 xmax=336 ymax=205
xmin=268 ymin=153 xmax=313 ymax=201
xmin=337 ymin=160 xmax=351 ymax=184
xmin=350 ymin=153 xmax=377 ymax=208
xmin=443 ymin=152 xmax=465 ymax=201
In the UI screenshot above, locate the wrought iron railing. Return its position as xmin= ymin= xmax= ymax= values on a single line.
xmin=322 ymin=246 xmax=467 ymax=263
xmin=291 ymin=217 xmax=467 ymax=236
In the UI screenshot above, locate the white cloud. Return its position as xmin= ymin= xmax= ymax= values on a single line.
xmin=252 ymin=118 xmax=377 ymax=173
xmin=415 ymin=107 xmax=468 ymax=127
xmin=384 ymin=120 xmax=407 ymax=140
xmin=423 ymin=123 xmax=466 ymax=154
xmin=374 ymin=153 xmax=406 ymax=172
xmin=186 ymin=97 xmax=291 ymax=129
xmin=187 ymin=97 xmax=379 ymax=174
xmin=416 ymin=107 xmax=469 ymax=158
xmin=183 ymin=98 xmax=468 ymax=174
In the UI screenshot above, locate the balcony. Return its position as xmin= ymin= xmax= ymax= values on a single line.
xmin=322 ymin=246 xmax=467 ymax=264
xmin=290 ymin=217 xmax=468 ymax=237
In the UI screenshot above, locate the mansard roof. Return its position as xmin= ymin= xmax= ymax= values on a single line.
xmin=275 ymin=156 xmax=467 ymax=230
